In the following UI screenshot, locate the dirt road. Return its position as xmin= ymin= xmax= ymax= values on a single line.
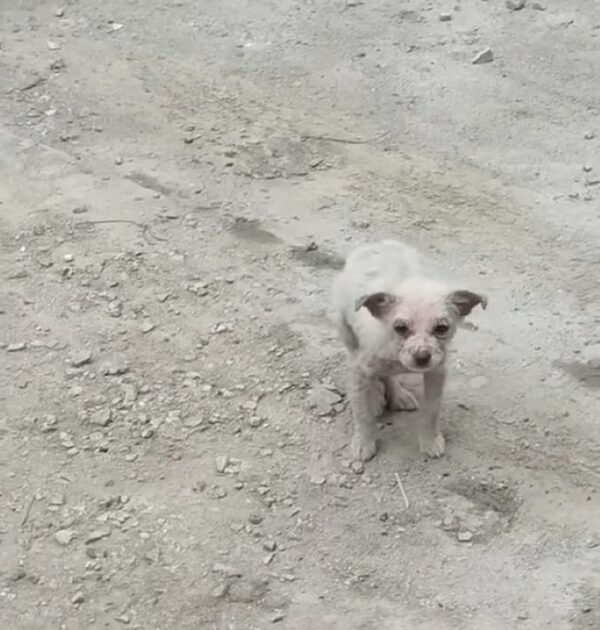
xmin=1 ymin=1 xmax=599 ymax=628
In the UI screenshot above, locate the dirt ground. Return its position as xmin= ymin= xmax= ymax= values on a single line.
xmin=1 ymin=1 xmax=599 ymax=628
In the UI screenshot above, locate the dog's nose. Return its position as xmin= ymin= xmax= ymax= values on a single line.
xmin=414 ymin=350 xmax=431 ymax=366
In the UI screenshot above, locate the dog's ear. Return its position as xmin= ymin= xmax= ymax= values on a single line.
xmin=355 ymin=292 xmax=398 ymax=318
xmin=447 ymin=290 xmax=488 ymax=317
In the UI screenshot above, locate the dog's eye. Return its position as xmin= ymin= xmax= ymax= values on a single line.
xmin=394 ymin=322 xmax=409 ymax=336
xmin=434 ymin=323 xmax=450 ymax=335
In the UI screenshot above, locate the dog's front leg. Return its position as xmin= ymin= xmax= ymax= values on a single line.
xmin=418 ymin=366 xmax=447 ymax=457
xmin=349 ymin=364 xmax=384 ymax=461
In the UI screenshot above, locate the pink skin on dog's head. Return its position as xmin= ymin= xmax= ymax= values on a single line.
xmin=355 ymin=289 xmax=487 ymax=372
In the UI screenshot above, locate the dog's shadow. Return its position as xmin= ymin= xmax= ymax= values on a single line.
xmin=379 ymin=373 xmax=425 ymax=456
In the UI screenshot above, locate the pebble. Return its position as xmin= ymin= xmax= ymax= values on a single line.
xmin=215 ymin=456 xmax=229 ymax=473
xmin=208 ymin=485 xmax=227 ymax=499
xmin=213 ymin=563 xmax=242 ymax=577
xmin=90 ymin=408 xmax=112 ymax=427
xmin=86 ymin=527 xmax=111 ymax=543
xmin=469 ymin=375 xmax=489 ymax=389
xmin=55 ymin=7 xmax=65 ymax=17
xmin=531 ymin=1 xmax=545 ymax=8
xmin=54 ymin=529 xmax=76 ymax=546
xmin=471 ymin=48 xmax=494 ymax=65
xmin=439 ymin=13 xmax=452 ymax=21
xmin=101 ymin=360 xmax=129 ymax=376
xmin=72 ymin=592 xmax=85 ymax=605
xmin=350 ymin=461 xmax=365 ymax=474
xmin=70 ymin=349 xmax=92 ymax=367
xmin=7 ymin=342 xmax=26 ymax=352
xmin=457 ymin=531 xmax=473 ymax=542
xmin=584 ymin=131 xmax=596 ymax=140
xmin=263 ymin=540 xmax=277 ymax=552
xmin=228 ymin=578 xmax=268 ymax=603
xmin=506 ymin=0 xmax=525 ymax=10
xmin=64 ymin=253 xmax=74 ymax=263
xmin=583 ymin=165 xmax=593 ymax=173
xmin=141 ymin=321 xmax=155 ymax=334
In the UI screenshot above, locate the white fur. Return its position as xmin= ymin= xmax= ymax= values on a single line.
xmin=332 ymin=240 xmax=486 ymax=462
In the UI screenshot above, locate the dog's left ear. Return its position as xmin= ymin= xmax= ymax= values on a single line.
xmin=447 ymin=290 xmax=488 ymax=317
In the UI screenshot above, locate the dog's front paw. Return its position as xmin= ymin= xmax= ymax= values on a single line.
xmin=419 ymin=433 xmax=445 ymax=458
xmin=352 ymin=434 xmax=378 ymax=462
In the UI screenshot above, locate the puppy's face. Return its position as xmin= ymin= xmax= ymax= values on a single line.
xmin=356 ymin=289 xmax=487 ymax=372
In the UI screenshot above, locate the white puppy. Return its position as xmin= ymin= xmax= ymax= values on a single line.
xmin=332 ymin=240 xmax=487 ymax=461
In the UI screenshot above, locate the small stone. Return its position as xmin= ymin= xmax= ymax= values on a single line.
xmin=213 ymin=563 xmax=242 ymax=577
xmin=90 ymin=408 xmax=112 ymax=427
xmin=272 ymin=613 xmax=285 ymax=623
xmin=517 ymin=612 xmax=530 ymax=621
xmin=101 ymin=360 xmax=129 ymax=376
xmin=70 ymin=349 xmax=92 ymax=367
xmin=228 ymin=578 xmax=268 ymax=603
xmin=531 ymin=1 xmax=545 ymax=9
xmin=215 ymin=456 xmax=229 ymax=473
xmin=41 ymin=414 xmax=58 ymax=432
xmin=581 ymin=605 xmax=592 ymax=614
xmin=54 ymin=529 xmax=76 ymax=546
xmin=49 ymin=494 xmax=65 ymax=506
xmin=141 ymin=321 xmax=155 ymax=334
xmin=55 ymin=7 xmax=65 ymax=17
xmin=439 ymin=13 xmax=452 ymax=21
xmin=471 ymin=48 xmax=494 ymax=65
xmin=506 ymin=0 xmax=525 ymax=10
xmin=72 ymin=205 xmax=88 ymax=214
xmin=211 ymin=582 xmax=230 ymax=599
xmin=64 ymin=253 xmax=74 ymax=263
xmin=263 ymin=540 xmax=277 ymax=552
xmin=350 ymin=461 xmax=365 ymax=475
xmin=86 ymin=527 xmax=111 ymax=543
xmin=248 ymin=416 xmax=264 ymax=428
xmin=208 ymin=485 xmax=227 ymax=499
xmin=309 ymin=473 xmax=326 ymax=485
xmin=248 ymin=513 xmax=263 ymax=524
xmin=47 ymin=40 xmax=61 ymax=50
xmin=7 ymin=342 xmax=26 ymax=352
xmin=584 ymin=131 xmax=596 ymax=140
xmin=470 ymin=375 xmax=489 ymax=389
xmin=72 ymin=591 xmax=85 ymax=605
xmin=457 ymin=531 xmax=473 ymax=542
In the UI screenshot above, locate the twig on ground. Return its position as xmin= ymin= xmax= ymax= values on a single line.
xmin=300 ymin=131 xmax=390 ymax=145
xmin=394 ymin=472 xmax=410 ymax=509
xmin=21 ymin=496 xmax=36 ymax=527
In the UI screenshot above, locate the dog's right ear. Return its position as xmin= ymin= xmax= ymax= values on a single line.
xmin=355 ymin=292 xmax=397 ymax=318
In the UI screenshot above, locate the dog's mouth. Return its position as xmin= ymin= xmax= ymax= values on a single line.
xmin=402 ymin=356 xmax=443 ymax=373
